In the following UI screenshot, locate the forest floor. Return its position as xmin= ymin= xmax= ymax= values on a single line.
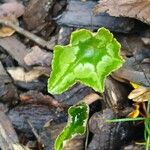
xmin=0 ymin=0 xmax=150 ymax=150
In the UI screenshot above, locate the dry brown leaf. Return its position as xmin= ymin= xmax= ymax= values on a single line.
xmin=0 ymin=26 xmax=15 ymax=37
xmin=127 ymin=103 xmax=140 ymax=118
xmin=94 ymin=0 xmax=150 ymax=24
xmin=0 ymin=1 xmax=24 ymax=37
xmin=132 ymin=91 xmax=150 ymax=102
xmin=128 ymin=86 xmax=150 ymax=102
xmin=128 ymin=86 xmax=149 ymax=99
xmin=0 ymin=16 xmax=19 ymax=37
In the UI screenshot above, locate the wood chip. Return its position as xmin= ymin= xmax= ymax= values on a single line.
xmin=19 ymin=90 xmax=64 ymax=108
xmin=23 ymin=0 xmax=54 ymax=30
xmin=0 ymin=61 xmax=18 ymax=103
xmin=0 ymin=1 xmax=24 ymax=18
xmin=7 ymin=67 xmax=47 ymax=82
xmin=0 ymin=110 xmax=20 ymax=150
xmin=81 ymin=93 xmax=102 ymax=105
xmin=24 ymin=46 xmax=52 ymax=66
xmin=0 ymin=36 xmax=29 ymax=68
xmin=57 ymin=0 xmax=135 ymax=33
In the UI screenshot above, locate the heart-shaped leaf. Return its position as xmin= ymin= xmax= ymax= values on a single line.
xmin=48 ymin=27 xmax=124 ymax=94
xmin=54 ymin=102 xmax=89 ymax=150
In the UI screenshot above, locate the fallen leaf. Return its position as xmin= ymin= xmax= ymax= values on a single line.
xmin=128 ymin=86 xmax=150 ymax=102
xmin=0 ymin=16 xmax=19 ymax=37
xmin=128 ymin=103 xmax=140 ymax=118
xmin=128 ymin=86 xmax=149 ymax=100
xmin=132 ymin=91 xmax=150 ymax=102
xmin=94 ymin=0 xmax=150 ymax=24
xmin=130 ymin=82 xmax=140 ymax=89
xmin=0 ymin=1 xmax=25 ymax=37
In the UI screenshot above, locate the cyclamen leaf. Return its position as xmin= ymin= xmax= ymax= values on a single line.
xmin=48 ymin=27 xmax=124 ymax=94
xmin=54 ymin=102 xmax=89 ymax=150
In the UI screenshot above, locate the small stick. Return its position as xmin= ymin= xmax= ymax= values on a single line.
xmin=27 ymin=119 xmax=42 ymax=144
xmin=0 ymin=19 xmax=54 ymax=50
xmin=27 ymin=119 xmax=44 ymax=150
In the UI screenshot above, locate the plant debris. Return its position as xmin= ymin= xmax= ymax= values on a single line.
xmin=94 ymin=0 xmax=150 ymax=25
xmin=0 ymin=0 xmax=150 ymax=149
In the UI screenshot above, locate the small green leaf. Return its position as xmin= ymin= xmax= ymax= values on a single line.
xmin=48 ymin=27 xmax=124 ymax=94
xmin=54 ymin=102 xmax=89 ymax=150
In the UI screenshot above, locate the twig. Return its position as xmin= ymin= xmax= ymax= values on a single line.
xmin=27 ymin=119 xmax=42 ymax=144
xmin=0 ymin=19 xmax=54 ymax=50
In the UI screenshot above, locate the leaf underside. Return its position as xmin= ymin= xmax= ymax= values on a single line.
xmin=48 ymin=27 xmax=124 ymax=94
xmin=54 ymin=102 xmax=89 ymax=150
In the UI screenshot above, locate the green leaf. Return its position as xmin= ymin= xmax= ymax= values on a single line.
xmin=54 ymin=102 xmax=89 ymax=150
xmin=48 ymin=27 xmax=124 ymax=94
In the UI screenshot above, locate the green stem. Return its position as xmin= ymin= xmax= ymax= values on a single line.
xmin=106 ymin=117 xmax=145 ymax=123
xmin=146 ymin=135 xmax=150 ymax=150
